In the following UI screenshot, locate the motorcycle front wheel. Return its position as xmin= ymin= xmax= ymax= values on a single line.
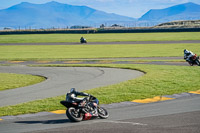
xmin=66 ymin=107 xmax=83 ymax=122
xmin=98 ymin=107 xmax=109 ymax=119
xmin=196 ymin=59 xmax=200 ymax=66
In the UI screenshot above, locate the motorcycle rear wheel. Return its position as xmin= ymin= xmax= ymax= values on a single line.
xmin=66 ymin=107 xmax=83 ymax=122
xmin=98 ymin=107 xmax=109 ymax=119
xmin=188 ymin=62 xmax=193 ymax=66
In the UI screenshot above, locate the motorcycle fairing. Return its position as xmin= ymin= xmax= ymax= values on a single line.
xmin=83 ymin=113 xmax=92 ymax=120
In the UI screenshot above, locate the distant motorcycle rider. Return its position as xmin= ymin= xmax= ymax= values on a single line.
xmin=184 ymin=49 xmax=195 ymax=62
xmin=80 ymin=37 xmax=87 ymax=43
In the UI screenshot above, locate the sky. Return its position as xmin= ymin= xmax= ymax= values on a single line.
xmin=0 ymin=0 xmax=200 ymax=18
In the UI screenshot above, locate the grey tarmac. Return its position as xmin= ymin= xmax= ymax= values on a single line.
xmin=0 ymin=40 xmax=200 ymax=45
xmin=0 ymin=94 xmax=199 ymax=133
xmin=0 ymin=66 xmax=143 ymax=107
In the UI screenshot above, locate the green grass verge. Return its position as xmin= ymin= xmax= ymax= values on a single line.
xmin=0 ymin=64 xmax=199 ymax=117
xmin=0 ymin=73 xmax=46 ymax=91
xmin=1 ymin=43 xmax=200 ymax=60
xmin=0 ymin=32 xmax=200 ymax=43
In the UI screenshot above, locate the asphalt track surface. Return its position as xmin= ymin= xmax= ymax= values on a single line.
xmin=0 ymin=66 xmax=143 ymax=107
xmin=1 ymin=95 xmax=200 ymax=133
xmin=1 ymin=40 xmax=200 ymax=45
xmin=0 ymin=41 xmax=200 ymax=133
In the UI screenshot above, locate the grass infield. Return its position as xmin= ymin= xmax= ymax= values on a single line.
xmin=0 ymin=73 xmax=46 ymax=91
xmin=0 ymin=43 xmax=200 ymax=61
xmin=0 ymin=32 xmax=200 ymax=43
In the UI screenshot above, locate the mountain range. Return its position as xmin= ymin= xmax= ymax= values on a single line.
xmin=0 ymin=1 xmax=135 ymax=29
xmin=0 ymin=1 xmax=200 ymax=29
xmin=139 ymin=2 xmax=200 ymax=22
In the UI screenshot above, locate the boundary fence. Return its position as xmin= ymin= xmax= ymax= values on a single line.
xmin=0 ymin=28 xmax=200 ymax=35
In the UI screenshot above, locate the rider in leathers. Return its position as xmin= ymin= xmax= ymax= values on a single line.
xmin=80 ymin=37 xmax=86 ymax=43
xmin=67 ymin=88 xmax=89 ymax=104
xmin=184 ymin=49 xmax=195 ymax=62
xmin=67 ymin=88 xmax=98 ymax=115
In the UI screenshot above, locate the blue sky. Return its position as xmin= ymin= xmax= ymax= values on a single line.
xmin=0 ymin=0 xmax=200 ymax=18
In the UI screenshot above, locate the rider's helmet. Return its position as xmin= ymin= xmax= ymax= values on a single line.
xmin=184 ymin=49 xmax=189 ymax=54
xmin=70 ymin=88 xmax=76 ymax=93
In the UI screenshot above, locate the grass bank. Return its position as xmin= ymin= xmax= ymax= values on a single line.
xmin=0 ymin=64 xmax=199 ymax=117
xmin=1 ymin=43 xmax=200 ymax=61
xmin=0 ymin=73 xmax=46 ymax=91
xmin=0 ymin=32 xmax=200 ymax=43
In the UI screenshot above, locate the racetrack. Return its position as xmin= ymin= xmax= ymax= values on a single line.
xmin=0 ymin=40 xmax=197 ymax=66
xmin=1 ymin=92 xmax=199 ymax=133
xmin=0 ymin=64 xmax=199 ymax=133
xmin=0 ymin=40 xmax=199 ymax=133
xmin=0 ymin=66 xmax=144 ymax=107
xmin=1 ymin=40 xmax=200 ymax=45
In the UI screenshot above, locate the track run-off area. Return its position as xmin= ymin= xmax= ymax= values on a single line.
xmin=0 ymin=40 xmax=200 ymax=133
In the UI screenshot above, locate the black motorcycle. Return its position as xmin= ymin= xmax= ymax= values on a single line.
xmin=185 ymin=54 xmax=200 ymax=66
xmin=60 ymin=91 xmax=109 ymax=122
xmin=80 ymin=38 xmax=87 ymax=43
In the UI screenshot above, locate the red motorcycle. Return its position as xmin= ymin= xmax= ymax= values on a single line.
xmin=60 ymin=91 xmax=109 ymax=122
xmin=185 ymin=54 xmax=200 ymax=66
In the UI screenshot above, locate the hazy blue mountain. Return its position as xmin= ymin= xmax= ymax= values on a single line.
xmin=0 ymin=1 xmax=136 ymax=29
xmin=139 ymin=2 xmax=200 ymax=22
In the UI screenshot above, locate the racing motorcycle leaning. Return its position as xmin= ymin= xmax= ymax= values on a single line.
xmin=60 ymin=89 xmax=109 ymax=122
xmin=184 ymin=54 xmax=200 ymax=66
xmin=80 ymin=37 xmax=87 ymax=43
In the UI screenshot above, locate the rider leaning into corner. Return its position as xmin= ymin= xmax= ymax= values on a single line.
xmin=66 ymin=88 xmax=98 ymax=115
xmin=184 ymin=49 xmax=195 ymax=61
xmin=80 ymin=37 xmax=86 ymax=42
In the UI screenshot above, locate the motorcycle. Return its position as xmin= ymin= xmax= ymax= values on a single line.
xmin=80 ymin=38 xmax=87 ymax=44
xmin=185 ymin=54 xmax=200 ymax=66
xmin=60 ymin=91 xmax=109 ymax=122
